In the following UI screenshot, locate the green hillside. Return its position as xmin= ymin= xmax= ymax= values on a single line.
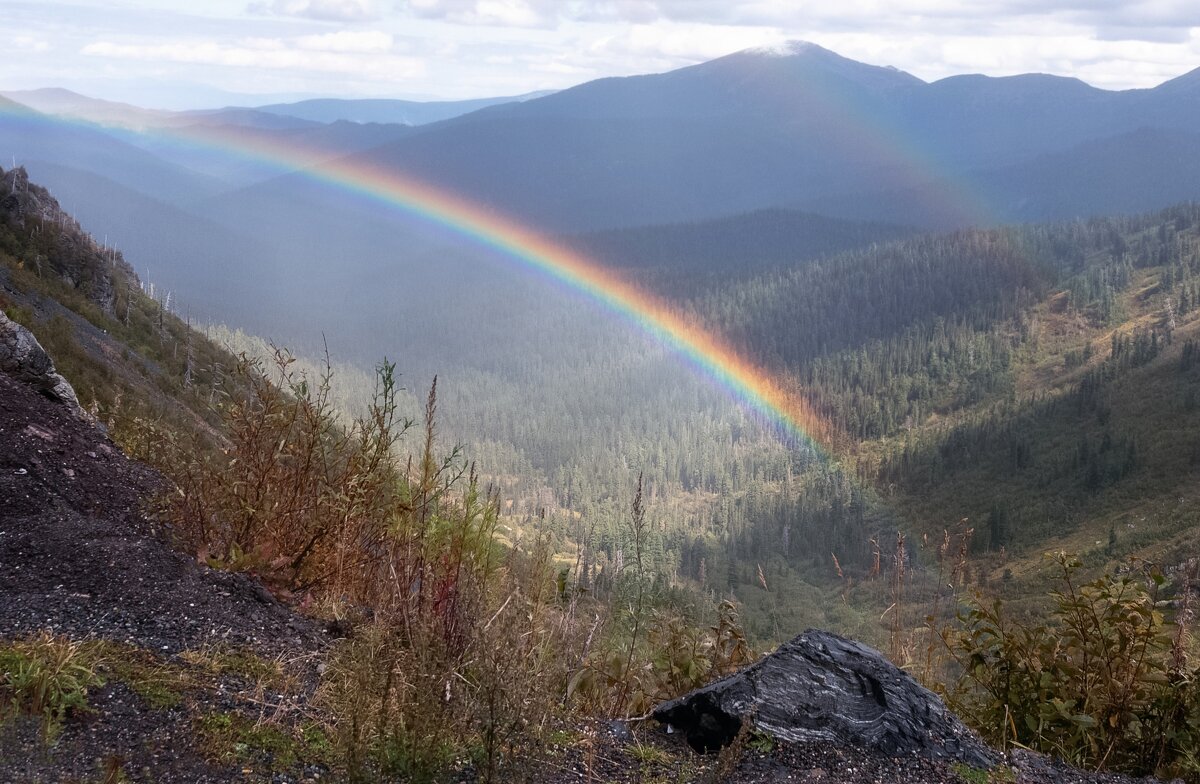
xmin=7 ymin=161 xmax=1200 ymax=780
xmin=658 ymin=204 xmax=1200 ymax=620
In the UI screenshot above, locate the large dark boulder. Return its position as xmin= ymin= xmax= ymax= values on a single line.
xmin=652 ymin=628 xmax=996 ymax=769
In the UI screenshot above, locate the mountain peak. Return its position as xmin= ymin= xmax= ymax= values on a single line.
xmin=8 ymin=86 xmax=87 ymax=99
xmin=722 ymin=40 xmax=924 ymax=90
xmin=744 ymin=40 xmax=830 ymax=58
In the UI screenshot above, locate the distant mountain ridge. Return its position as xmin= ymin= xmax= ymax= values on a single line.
xmin=7 ymin=43 xmax=1200 ymax=234
xmin=285 ymin=40 xmax=1200 ymax=232
xmin=0 ymin=88 xmax=319 ymax=132
xmin=3 ymin=41 xmax=1200 ymax=332
xmin=252 ymin=91 xmax=555 ymax=126
xmin=0 ymin=87 xmax=171 ymax=130
xmin=0 ymin=87 xmax=553 ymax=131
xmin=565 ymin=208 xmax=914 ymax=276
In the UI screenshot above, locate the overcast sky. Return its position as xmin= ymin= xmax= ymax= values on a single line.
xmin=3 ymin=1 xmax=1199 ymax=108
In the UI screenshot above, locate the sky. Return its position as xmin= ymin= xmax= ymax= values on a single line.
xmin=2 ymin=0 xmax=1199 ymax=109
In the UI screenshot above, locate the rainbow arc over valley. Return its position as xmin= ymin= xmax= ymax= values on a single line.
xmin=0 ymin=104 xmax=842 ymax=450
xmin=271 ymin=150 xmax=837 ymax=451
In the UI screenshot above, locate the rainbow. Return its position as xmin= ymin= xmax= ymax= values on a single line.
xmin=0 ymin=102 xmax=845 ymax=448
xmin=324 ymin=175 xmax=830 ymax=442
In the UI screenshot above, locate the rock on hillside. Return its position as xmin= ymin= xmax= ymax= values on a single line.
xmin=0 ymin=308 xmax=84 ymax=415
xmin=653 ymin=629 xmax=995 ymax=767
xmin=648 ymin=629 xmax=1170 ymax=784
xmin=0 ymin=362 xmax=332 ymax=782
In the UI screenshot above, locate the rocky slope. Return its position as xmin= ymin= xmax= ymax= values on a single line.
xmin=0 ymin=330 xmax=331 ymax=783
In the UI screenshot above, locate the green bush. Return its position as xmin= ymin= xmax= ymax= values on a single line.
xmin=942 ymin=553 xmax=1200 ymax=779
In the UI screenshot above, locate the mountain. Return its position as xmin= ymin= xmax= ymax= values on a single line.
xmin=298 ymin=42 xmax=934 ymax=232
xmin=0 ymin=87 xmax=170 ymax=129
xmin=166 ymin=106 xmax=321 ymax=131
xmin=1152 ymin=65 xmax=1200 ymax=96
xmin=478 ymin=42 xmax=921 ymax=121
xmin=265 ymin=41 xmax=1200 ymax=233
xmin=1 ymin=88 xmax=321 ymax=133
xmin=663 ymin=201 xmax=1200 ymax=591
xmin=6 ymin=43 xmax=1200 ymax=261
xmin=109 ymin=118 xmax=417 ymax=190
xmin=19 ymin=161 xmax=286 ymax=327
xmin=0 ymin=88 xmax=319 ymax=132
xmin=800 ymin=127 xmax=1200 ymax=228
xmin=8 ymin=45 xmax=1200 ymax=241
xmin=0 ymin=98 xmax=229 ymax=207
xmin=252 ymin=90 xmax=555 ymax=125
xmin=0 ymin=90 xmax=383 ymax=197
xmin=0 ymin=99 xmax=417 ymax=279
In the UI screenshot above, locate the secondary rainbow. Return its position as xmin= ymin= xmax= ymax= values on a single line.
xmin=0 ymin=105 xmax=835 ymax=448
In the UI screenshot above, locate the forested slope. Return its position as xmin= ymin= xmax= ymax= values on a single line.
xmin=0 ymin=164 xmax=247 ymax=449
xmin=662 ymin=203 xmax=1200 ymax=614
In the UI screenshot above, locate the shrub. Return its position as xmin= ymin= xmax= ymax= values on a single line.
xmin=316 ymin=512 xmax=587 ymax=782
xmin=151 ymin=350 xmax=588 ymax=781
xmin=156 ymin=349 xmax=412 ymax=599
xmin=148 ymin=346 xmax=757 ymax=781
xmin=941 ymin=553 xmax=1200 ymax=779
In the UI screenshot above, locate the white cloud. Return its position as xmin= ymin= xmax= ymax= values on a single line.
xmin=374 ymin=1 xmax=1200 ymax=93
xmin=591 ymin=20 xmax=784 ymax=64
xmin=296 ymin=30 xmax=393 ymax=51
xmin=12 ymin=0 xmax=1200 ymax=103
xmin=424 ymin=1 xmax=1199 ymax=46
xmin=403 ymin=0 xmax=560 ymax=27
xmin=1093 ymin=25 xmax=1190 ymax=44
xmin=248 ymin=0 xmax=380 ymax=22
xmin=81 ymin=37 xmax=422 ymax=81
xmin=12 ymin=35 xmax=51 ymax=53
xmin=577 ymin=0 xmax=1200 ymax=30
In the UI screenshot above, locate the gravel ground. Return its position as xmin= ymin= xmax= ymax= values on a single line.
xmin=523 ymin=721 xmax=1174 ymax=784
xmin=0 ymin=680 xmax=237 ymax=784
xmin=0 ymin=372 xmax=325 ymax=655
xmin=0 ymin=371 xmax=330 ymax=783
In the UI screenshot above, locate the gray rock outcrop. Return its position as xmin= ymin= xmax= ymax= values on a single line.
xmin=652 ymin=628 xmax=996 ymax=768
xmin=0 ymin=309 xmax=85 ymax=417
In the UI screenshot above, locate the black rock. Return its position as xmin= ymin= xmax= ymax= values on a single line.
xmin=608 ymin=719 xmax=633 ymax=743
xmin=652 ymin=628 xmax=996 ymax=768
